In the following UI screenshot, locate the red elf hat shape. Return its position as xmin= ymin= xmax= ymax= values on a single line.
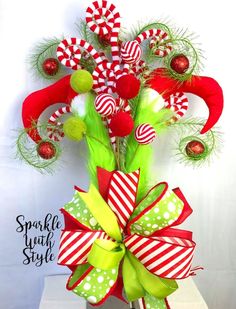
xmin=22 ymin=75 xmax=77 ymax=142
xmin=149 ymin=68 xmax=224 ymax=134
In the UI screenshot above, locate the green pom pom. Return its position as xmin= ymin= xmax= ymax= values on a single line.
xmin=63 ymin=117 xmax=87 ymax=141
xmin=70 ymin=69 xmax=93 ymax=93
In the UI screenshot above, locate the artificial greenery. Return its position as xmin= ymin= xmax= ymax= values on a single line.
xmin=84 ymin=93 xmax=116 ymax=187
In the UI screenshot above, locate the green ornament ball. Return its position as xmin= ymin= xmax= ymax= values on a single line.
xmin=63 ymin=117 xmax=87 ymax=141
xmin=70 ymin=69 xmax=93 ymax=93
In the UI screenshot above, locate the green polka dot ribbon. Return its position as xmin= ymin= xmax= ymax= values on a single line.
xmin=59 ymin=168 xmax=195 ymax=308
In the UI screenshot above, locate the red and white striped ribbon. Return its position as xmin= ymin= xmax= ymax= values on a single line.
xmin=165 ymin=92 xmax=189 ymax=118
xmin=57 ymin=38 xmax=103 ymax=69
xmin=124 ymin=234 xmax=195 ymax=279
xmin=47 ymin=105 xmax=72 ymax=141
xmin=58 ymin=230 xmax=109 ymax=265
xmin=86 ymin=1 xmax=121 ymax=64
xmin=136 ymin=29 xmax=172 ymax=57
xmin=107 ymin=170 xmax=140 ymax=231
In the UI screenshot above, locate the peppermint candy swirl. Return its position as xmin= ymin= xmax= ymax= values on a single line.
xmin=57 ymin=38 xmax=103 ymax=69
xmin=57 ymin=38 xmax=81 ymax=70
xmin=135 ymin=123 xmax=157 ymax=145
xmin=165 ymin=92 xmax=189 ymax=118
xmin=86 ymin=1 xmax=121 ymax=63
xmin=95 ymin=94 xmax=116 ymax=117
xmin=120 ymin=41 xmax=142 ymax=64
xmin=93 ymin=62 xmax=117 ymax=94
xmin=136 ymin=29 xmax=172 ymax=57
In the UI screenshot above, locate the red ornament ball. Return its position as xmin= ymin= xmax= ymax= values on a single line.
xmin=170 ymin=54 xmax=189 ymax=74
xmin=116 ymin=74 xmax=141 ymax=99
xmin=42 ymin=58 xmax=59 ymax=76
xmin=109 ymin=112 xmax=134 ymax=137
xmin=185 ymin=140 xmax=205 ymax=157
xmin=37 ymin=141 xmax=56 ymax=160
xmin=98 ymin=33 xmax=112 ymax=47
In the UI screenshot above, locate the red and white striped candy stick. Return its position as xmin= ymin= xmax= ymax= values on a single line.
xmin=57 ymin=38 xmax=103 ymax=69
xmin=165 ymin=92 xmax=189 ymax=118
xmin=130 ymin=59 xmax=147 ymax=76
xmin=136 ymin=29 xmax=172 ymax=57
xmin=47 ymin=106 xmax=72 ymax=141
xmin=86 ymin=1 xmax=121 ymax=64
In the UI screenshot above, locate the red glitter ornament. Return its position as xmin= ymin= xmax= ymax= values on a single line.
xmin=116 ymin=74 xmax=141 ymax=99
xmin=98 ymin=33 xmax=112 ymax=47
xmin=185 ymin=140 xmax=205 ymax=157
xmin=42 ymin=58 xmax=59 ymax=76
xmin=170 ymin=54 xmax=189 ymax=74
xmin=110 ymin=112 xmax=134 ymax=137
xmin=37 ymin=141 xmax=56 ymax=160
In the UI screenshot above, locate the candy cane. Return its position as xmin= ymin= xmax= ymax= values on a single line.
xmin=57 ymin=38 xmax=103 ymax=69
xmin=47 ymin=106 xmax=72 ymax=141
xmin=165 ymin=92 xmax=189 ymax=118
xmin=86 ymin=1 xmax=121 ymax=64
xmin=130 ymin=60 xmax=147 ymax=76
xmin=93 ymin=62 xmax=117 ymax=94
xmin=136 ymin=29 xmax=172 ymax=57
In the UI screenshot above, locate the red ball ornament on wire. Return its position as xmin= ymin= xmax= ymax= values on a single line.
xmin=109 ymin=111 xmax=134 ymax=137
xmin=98 ymin=33 xmax=112 ymax=47
xmin=185 ymin=140 xmax=205 ymax=157
xmin=94 ymin=94 xmax=116 ymax=117
xmin=42 ymin=58 xmax=60 ymax=76
xmin=135 ymin=123 xmax=157 ymax=145
xmin=116 ymin=74 xmax=141 ymax=99
xmin=37 ymin=141 xmax=56 ymax=160
xmin=170 ymin=54 xmax=190 ymax=74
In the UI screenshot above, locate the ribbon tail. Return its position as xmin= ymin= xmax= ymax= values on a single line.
xmin=127 ymin=251 xmax=178 ymax=299
xmin=140 ymin=295 xmax=169 ymax=309
xmin=122 ymin=254 xmax=145 ymax=301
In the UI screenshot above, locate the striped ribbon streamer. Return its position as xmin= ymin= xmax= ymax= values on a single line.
xmin=107 ymin=170 xmax=140 ymax=231
xmin=124 ymin=234 xmax=195 ymax=279
xmin=58 ymin=230 xmax=109 ymax=265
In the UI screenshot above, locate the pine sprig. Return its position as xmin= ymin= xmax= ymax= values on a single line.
xmin=29 ymin=37 xmax=67 ymax=80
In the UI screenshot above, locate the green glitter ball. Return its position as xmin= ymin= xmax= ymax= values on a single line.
xmin=63 ymin=117 xmax=87 ymax=141
xmin=70 ymin=69 xmax=93 ymax=93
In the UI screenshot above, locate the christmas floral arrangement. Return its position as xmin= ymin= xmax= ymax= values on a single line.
xmin=17 ymin=1 xmax=224 ymax=308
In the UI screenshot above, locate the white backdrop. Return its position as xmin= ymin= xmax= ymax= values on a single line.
xmin=0 ymin=0 xmax=235 ymax=308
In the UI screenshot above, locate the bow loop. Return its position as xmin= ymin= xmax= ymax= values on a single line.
xmin=59 ymin=168 xmax=195 ymax=307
